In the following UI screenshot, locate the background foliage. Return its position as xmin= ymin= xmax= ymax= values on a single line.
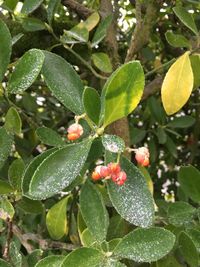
xmin=0 ymin=0 xmax=200 ymax=266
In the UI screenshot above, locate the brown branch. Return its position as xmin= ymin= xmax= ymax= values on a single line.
xmin=125 ymin=0 xmax=159 ymax=62
xmin=3 ymin=218 xmax=13 ymax=260
xmin=142 ymin=76 xmax=163 ymax=101
xmin=61 ymin=0 xmax=93 ymax=19
xmin=12 ymin=224 xmax=78 ymax=254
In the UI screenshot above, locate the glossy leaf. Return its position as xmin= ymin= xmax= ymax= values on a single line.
xmin=27 ymin=249 xmax=43 ymax=267
xmin=190 ymin=54 xmax=200 ymax=89
xmin=114 ymin=227 xmax=175 ymax=263
xmin=42 ymin=51 xmax=84 ymax=115
xmin=8 ymin=158 xmax=25 ymax=190
xmin=80 ymin=228 xmax=96 ymax=247
xmin=92 ymin=15 xmax=112 ymax=47
xmin=161 ymin=52 xmax=193 ymax=115
xmin=173 ymin=7 xmax=198 ymax=35
xmin=102 ymin=134 xmax=125 ymax=153
xmin=186 ymin=229 xmax=200 ymax=253
xmin=5 ymin=107 xmax=22 ymax=135
xmin=67 ymin=25 xmax=89 ymax=43
xmin=167 ymin=116 xmax=195 ymax=128
xmin=165 ymin=31 xmax=190 ymax=48
xmin=61 ymin=248 xmax=104 ymax=267
xmin=0 ymin=127 xmax=13 ymax=170
xmin=0 ymin=180 xmax=14 ymax=194
xmin=21 ymin=0 xmax=43 ymax=14
xmin=107 ymin=156 xmax=154 ymax=228
xmin=179 ymin=232 xmax=199 ymax=267
xmin=8 ymin=49 xmax=45 ymax=94
xmin=29 ymin=139 xmax=92 ymax=199
xmin=46 ymin=196 xmax=70 ymax=240
xmin=18 ymin=197 xmax=43 ymax=214
xmin=22 ymin=18 xmax=46 ymax=32
xmin=12 ymin=33 xmax=24 ymax=46
xmin=83 ymin=87 xmax=101 ymax=125
xmin=0 ymin=198 xmax=15 ymax=220
xmin=22 ymin=148 xmax=58 ymax=197
xmin=47 ymin=0 xmax=60 ymax=24
xmin=167 ymin=201 xmax=196 ymax=226
xmin=80 ymin=181 xmax=109 ymax=242
xmin=35 ymin=255 xmax=65 ymax=267
xmin=102 ymin=61 xmax=145 ymax=127
xmin=0 ymin=19 xmax=12 ymax=82
xmin=36 ymin=127 xmax=65 ymax=147
xmin=92 ymin=53 xmax=112 ymax=73
xmin=178 ymin=165 xmax=200 ymax=203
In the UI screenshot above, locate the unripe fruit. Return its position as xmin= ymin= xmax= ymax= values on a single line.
xmin=67 ymin=123 xmax=83 ymax=141
xmin=135 ymin=147 xmax=150 ymax=167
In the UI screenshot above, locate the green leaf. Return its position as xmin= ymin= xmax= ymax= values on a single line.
xmin=22 ymin=148 xmax=57 ymax=197
xmin=148 ymin=96 xmax=166 ymax=125
xmin=83 ymin=87 xmax=101 ymax=125
xmin=102 ymin=134 xmax=125 ymax=153
xmin=46 ymin=196 xmax=70 ymax=240
xmin=47 ymin=0 xmax=60 ymax=24
xmin=8 ymin=49 xmax=45 ymax=94
xmin=0 ymin=198 xmax=15 ymax=220
xmin=179 ymin=232 xmax=199 ymax=267
xmin=92 ymin=15 xmax=113 ymax=47
xmin=0 ymin=259 xmax=11 ymax=267
xmin=167 ymin=201 xmax=196 ymax=227
xmin=107 ymin=215 xmax=129 ymax=240
xmin=8 ymin=158 xmax=25 ymax=190
xmin=156 ymin=127 xmax=167 ymax=144
xmin=0 ymin=180 xmax=14 ymax=194
xmin=79 ymin=180 xmax=109 ymax=242
xmin=5 ymin=107 xmax=22 ymax=135
xmin=80 ymin=228 xmax=96 ymax=247
xmin=67 ymin=25 xmax=89 ymax=43
xmin=0 ymin=19 xmax=12 ymax=82
xmin=173 ymin=7 xmax=198 ymax=36
xmin=9 ymin=241 xmax=22 ymax=267
xmin=3 ymin=0 xmax=18 ymax=10
xmin=114 ymin=227 xmax=175 ymax=263
xmin=190 ymin=54 xmax=200 ymax=89
xmin=42 ymin=51 xmax=84 ymax=115
xmin=178 ymin=165 xmax=200 ymax=203
xmin=107 ymin=156 xmax=154 ymax=227
xmin=36 ymin=127 xmax=65 ymax=147
xmin=165 ymin=31 xmax=190 ymax=48
xmin=35 ymin=255 xmax=65 ymax=267
xmin=27 ymin=249 xmax=43 ymax=267
xmin=155 ymin=255 xmax=182 ymax=267
xmin=92 ymin=53 xmax=112 ymax=73
xmin=186 ymin=229 xmax=200 ymax=253
xmin=130 ymin=127 xmax=146 ymax=145
xmin=21 ymin=0 xmax=43 ymax=14
xmin=161 ymin=52 xmax=194 ymax=115
xmin=167 ymin=116 xmax=195 ymax=128
xmin=102 ymin=61 xmax=145 ymax=127
xmin=61 ymin=248 xmax=104 ymax=267
xmin=18 ymin=197 xmax=44 ymax=214
xmin=165 ymin=135 xmax=177 ymax=158
xmin=29 ymin=139 xmax=92 ymax=199
xmin=0 ymin=127 xmax=13 ymax=170
xmin=21 ymin=18 xmax=46 ymax=32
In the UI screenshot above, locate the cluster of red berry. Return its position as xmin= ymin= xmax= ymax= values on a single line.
xmin=91 ymin=163 xmax=127 ymax=186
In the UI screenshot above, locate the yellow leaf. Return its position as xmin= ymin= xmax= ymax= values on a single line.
xmin=161 ymin=52 xmax=194 ymax=115
xmin=80 ymin=12 xmax=100 ymax=32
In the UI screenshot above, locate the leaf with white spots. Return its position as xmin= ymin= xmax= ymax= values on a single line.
xmin=35 ymin=255 xmax=65 ymax=267
xmin=114 ymin=227 xmax=175 ymax=263
xmin=8 ymin=49 xmax=45 ymax=94
xmin=42 ymin=51 xmax=84 ymax=115
xmin=29 ymin=139 xmax=92 ymax=199
xmin=102 ymin=134 xmax=125 ymax=153
xmin=80 ymin=180 xmax=109 ymax=242
xmin=107 ymin=156 xmax=155 ymax=227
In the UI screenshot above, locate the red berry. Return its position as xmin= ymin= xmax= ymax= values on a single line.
xmin=100 ymin=166 xmax=110 ymax=178
xmin=107 ymin=163 xmax=121 ymax=175
xmin=67 ymin=123 xmax=83 ymax=141
xmin=135 ymin=147 xmax=150 ymax=167
xmin=91 ymin=166 xmax=102 ymax=180
xmin=112 ymin=171 xmax=127 ymax=186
